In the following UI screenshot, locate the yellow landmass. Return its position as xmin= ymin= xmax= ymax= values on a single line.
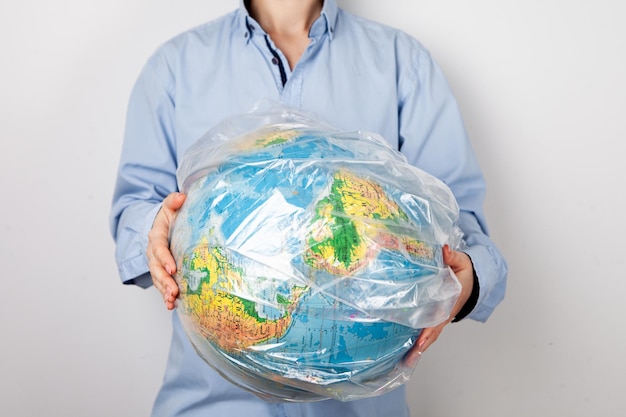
xmin=235 ymin=128 xmax=299 ymax=150
xmin=180 ymin=240 xmax=305 ymax=351
xmin=337 ymin=172 xmax=405 ymax=220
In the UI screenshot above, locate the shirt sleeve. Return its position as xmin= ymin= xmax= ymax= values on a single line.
xmin=397 ymin=45 xmax=508 ymax=322
xmin=109 ymin=53 xmax=179 ymax=288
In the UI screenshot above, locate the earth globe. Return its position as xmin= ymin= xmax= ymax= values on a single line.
xmin=169 ymin=109 xmax=462 ymax=402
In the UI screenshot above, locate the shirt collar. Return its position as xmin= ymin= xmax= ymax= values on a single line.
xmin=314 ymin=0 xmax=338 ymax=40
xmin=238 ymin=0 xmax=338 ymax=41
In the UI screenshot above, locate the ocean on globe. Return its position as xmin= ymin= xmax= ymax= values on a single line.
xmin=169 ymin=109 xmax=462 ymax=402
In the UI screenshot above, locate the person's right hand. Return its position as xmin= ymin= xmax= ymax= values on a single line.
xmin=146 ymin=192 xmax=186 ymax=310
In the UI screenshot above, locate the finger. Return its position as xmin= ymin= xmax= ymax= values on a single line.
xmin=163 ymin=277 xmax=178 ymax=310
xmin=150 ymin=266 xmax=178 ymax=310
xmin=416 ymin=321 xmax=448 ymax=354
xmin=147 ymin=258 xmax=169 ymax=297
xmin=164 ymin=275 xmax=179 ymax=300
xmin=152 ymin=270 xmax=178 ymax=300
xmin=149 ymin=264 xmax=165 ymax=295
xmin=402 ymin=344 xmax=422 ymax=369
xmin=443 ymin=245 xmax=472 ymax=273
xmin=162 ymin=192 xmax=187 ymax=215
xmin=418 ymin=334 xmax=436 ymax=354
xmin=154 ymin=238 xmax=178 ymax=275
xmin=416 ymin=328 xmax=433 ymax=354
xmin=442 ymin=244 xmax=457 ymax=267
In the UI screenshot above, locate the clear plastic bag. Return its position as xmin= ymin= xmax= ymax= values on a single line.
xmin=170 ymin=103 xmax=463 ymax=402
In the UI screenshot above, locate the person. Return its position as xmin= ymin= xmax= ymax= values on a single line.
xmin=110 ymin=0 xmax=508 ymax=415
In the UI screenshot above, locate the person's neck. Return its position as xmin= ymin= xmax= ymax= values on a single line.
xmin=248 ymin=0 xmax=323 ymax=36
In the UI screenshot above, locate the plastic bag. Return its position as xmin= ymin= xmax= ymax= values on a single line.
xmin=170 ymin=103 xmax=463 ymax=402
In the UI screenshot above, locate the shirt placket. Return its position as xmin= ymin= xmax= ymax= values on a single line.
xmin=248 ymin=24 xmax=290 ymax=95
xmin=281 ymin=36 xmax=321 ymax=109
xmin=282 ymin=17 xmax=328 ymax=108
xmin=249 ymin=22 xmax=323 ymax=108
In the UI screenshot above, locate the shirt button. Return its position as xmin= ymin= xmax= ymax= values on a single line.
xmin=272 ymin=57 xmax=279 ymax=65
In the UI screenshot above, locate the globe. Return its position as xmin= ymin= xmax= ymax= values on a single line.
xmin=170 ymin=116 xmax=462 ymax=402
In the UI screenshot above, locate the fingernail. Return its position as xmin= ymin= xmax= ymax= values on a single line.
xmin=165 ymin=265 xmax=172 ymax=275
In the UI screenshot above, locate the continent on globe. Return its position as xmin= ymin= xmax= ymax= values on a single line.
xmin=304 ymin=170 xmax=435 ymax=275
xmin=180 ymin=239 xmax=308 ymax=351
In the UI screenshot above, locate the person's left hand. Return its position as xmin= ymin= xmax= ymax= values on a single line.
xmin=403 ymin=244 xmax=475 ymax=367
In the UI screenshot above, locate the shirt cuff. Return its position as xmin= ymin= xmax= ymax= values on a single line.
xmin=123 ymin=272 xmax=153 ymax=289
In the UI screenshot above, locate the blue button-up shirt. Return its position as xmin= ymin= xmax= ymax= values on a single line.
xmin=110 ymin=1 xmax=507 ymax=415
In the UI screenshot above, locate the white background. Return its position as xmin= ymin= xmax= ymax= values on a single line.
xmin=1 ymin=1 xmax=624 ymax=416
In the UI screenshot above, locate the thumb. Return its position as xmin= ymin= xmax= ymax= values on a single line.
xmin=163 ymin=192 xmax=187 ymax=212
xmin=442 ymin=244 xmax=455 ymax=266
xmin=442 ymin=244 xmax=468 ymax=272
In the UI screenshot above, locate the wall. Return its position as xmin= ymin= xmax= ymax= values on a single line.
xmin=1 ymin=1 xmax=624 ymax=416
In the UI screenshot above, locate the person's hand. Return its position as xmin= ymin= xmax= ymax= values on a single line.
xmin=146 ymin=192 xmax=186 ymax=310
xmin=403 ymin=244 xmax=475 ymax=367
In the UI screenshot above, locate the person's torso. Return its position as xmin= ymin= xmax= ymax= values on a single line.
xmin=148 ymin=9 xmax=422 ymax=173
